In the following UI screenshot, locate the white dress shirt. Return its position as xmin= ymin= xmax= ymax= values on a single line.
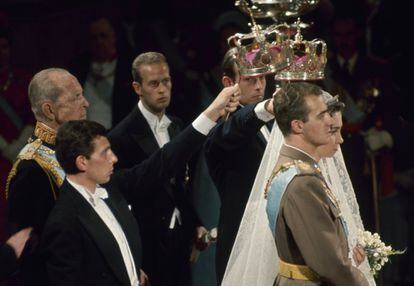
xmin=138 ymin=101 xmax=181 ymax=228
xmin=337 ymin=53 xmax=358 ymax=74
xmin=137 ymin=101 xmax=217 ymax=228
xmin=84 ymin=59 xmax=117 ymax=129
xmin=67 ymin=179 xmax=139 ymax=286
xmin=138 ymin=100 xmax=171 ymax=147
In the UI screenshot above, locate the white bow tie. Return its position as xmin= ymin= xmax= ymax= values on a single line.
xmin=87 ymin=186 xmax=108 ymax=206
xmin=94 ymin=187 xmax=108 ymax=200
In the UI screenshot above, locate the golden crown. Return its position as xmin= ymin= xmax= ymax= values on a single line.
xmin=231 ymin=0 xmax=327 ymax=80
xmin=228 ymin=27 xmax=293 ymax=76
xmin=275 ymin=20 xmax=327 ymax=80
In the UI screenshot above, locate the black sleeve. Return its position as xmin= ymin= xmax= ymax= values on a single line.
xmin=7 ymin=160 xmax=56 ymax=235
xmin=110 ymin=124 xmax=206 ymax=203
xmin=204 ymin=103 xmax=265 ymax=188
xmin=0 ymin=244 xmax=18 ymax=282
xmin=42 ymin=218 xmax=83 ymax=286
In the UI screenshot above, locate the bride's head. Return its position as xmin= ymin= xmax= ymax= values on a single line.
xmin=317 ymin=104 xmax=344 ymax=158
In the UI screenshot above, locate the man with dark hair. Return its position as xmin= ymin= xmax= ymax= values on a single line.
xmin=266 ymin=82 xmax=368 ymax=285
xmin=204 ymin=47 xmax=272 ymax=283
xmin=41 ymin=83 xmax=240 ymax=286
xmin=5 ymin=68 xmax=89 ymax=285
xmin=221 ymin=47 xmax=266 ymax=105
xmin=109 ymin=51 xmax=211 ymax=286
xmin=45 ymin=120 xmax=149 ymax=286
xmin=272 ymin=83 xmax=323 ymax=135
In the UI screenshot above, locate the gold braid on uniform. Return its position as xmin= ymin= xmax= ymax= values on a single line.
xmin=264 ymin=160 xmax=317 ymax=199
xmin=265 ymin=161 xmax=296 ymax=199
xmin=33 ymin=121 xmax=56 ymax=145
xmin=264 ymin=158 xmax=341 ymax=214
xmin=5 ymin=122 xmax=62 ymax=199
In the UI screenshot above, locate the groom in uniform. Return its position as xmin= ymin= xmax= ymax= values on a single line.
xmin=267 ymin=82 xmax=368 ymax=286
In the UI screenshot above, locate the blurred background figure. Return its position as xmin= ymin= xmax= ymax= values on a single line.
xmin=68 ymin=16 xmax=135 ymax=129
xmin=325 ymin=10 xmax=397 ymax=233
xmin=0 ymin=23 xmax=33 ymax=244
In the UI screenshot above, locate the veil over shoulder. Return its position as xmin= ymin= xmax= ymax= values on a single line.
xmin=222 ymin=121 xmax=376 ymax=286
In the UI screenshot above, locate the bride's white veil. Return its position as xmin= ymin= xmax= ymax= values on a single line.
xmin=222 ymin=93 xmax=376 ymax=286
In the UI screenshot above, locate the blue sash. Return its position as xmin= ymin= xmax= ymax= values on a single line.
xmin=266 ymin=164 xmax=349 ymax=239
xmin=266 ymin=166 xmax=298 ymax=237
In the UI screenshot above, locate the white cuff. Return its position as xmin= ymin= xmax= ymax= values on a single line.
xmin=254 ymin=100 xmax=274 ymax=122
xmin=192 ymin=113 xmax=217 ymax=136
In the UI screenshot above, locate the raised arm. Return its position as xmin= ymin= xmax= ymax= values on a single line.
xmin=112 ymin=85 xmax=241 ymax=201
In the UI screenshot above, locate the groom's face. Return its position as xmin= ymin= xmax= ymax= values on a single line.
xmin=301 ymin=94 xmax=334 ymax=147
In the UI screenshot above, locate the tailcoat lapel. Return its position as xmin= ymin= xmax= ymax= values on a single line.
xmin=63 ymin=182 xmax=131 ymax=286
xmin=167 ymin=120 xmax=180 ymax=139
xmin=104 ymin=197 xmax=142 ymax=269
xmin=129 ymin=107 xmax=159 ymax=156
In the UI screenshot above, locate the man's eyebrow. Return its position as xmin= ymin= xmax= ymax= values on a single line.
xmin=101 ymin=146 xmax=111 ymax=154
xmin=317 ymin=108 xmax=329 ymax=117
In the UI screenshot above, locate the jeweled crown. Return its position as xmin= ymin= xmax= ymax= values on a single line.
xmin=230 ymin=0 xmax=327 ymax=80
xmin=228 ymin=5 xmax=293 ymax=76
xmin=275 ymin=19 xmax=327 ymax=80
xmin=228 ymin=28 xmax=292 ymax=76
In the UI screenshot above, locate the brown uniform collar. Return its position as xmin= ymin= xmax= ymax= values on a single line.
xmin=280 ymin=144 xmax=318 ymax=167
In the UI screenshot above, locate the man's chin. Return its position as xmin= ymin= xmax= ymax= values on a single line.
xmin=99 ymin=176 xmax=111 ymax=184
xmin=250 ymin=96 xmax=264 ymax=104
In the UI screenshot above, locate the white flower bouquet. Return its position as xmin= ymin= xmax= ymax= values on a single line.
xmin=357 ymin=230 xmax=405 ymax=276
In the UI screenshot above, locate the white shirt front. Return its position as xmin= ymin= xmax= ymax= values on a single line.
xmin=136 ymin=101 xmax=217 ymax=229
xmin=67 ymin=178 xmax=139 ymax=286
xmin=138 ymin=101 xmax=183 ymax=228
xmin=138 ymin=100 xmax=171 ymax=147
xmin=84 ymin=59 xmax=117 ymax=129
xmin=337 ymin=53 xmax=358 ymax=74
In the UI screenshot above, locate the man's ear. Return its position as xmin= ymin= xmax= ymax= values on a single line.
xmin=75 ymin=155 xmax=88 ymax=172
xmin=291 ymin=119 xmax=304 ymax=134
xmin=222 ymin=76 xmax=234 ymax=87
xmin=40 ymin=102 xmax=55 ymax=121
xmin=132 ymin=81 xmax=142 ymax=96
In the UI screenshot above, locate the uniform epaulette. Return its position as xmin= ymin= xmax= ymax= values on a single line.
xmin=264 ymin=160 xmax=321 ymax=199
xmin=294 ymin=160 xmax=320 ymax=176
xmin=276 ymin=160 xmax=320 ymax=177
xmin=265 ymin=161 xmax=297 ymax=198
xmin=18 ymin=139 xmax=42 ymax=160
xmin=5 ymin=138 xmax=62 ymax=200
